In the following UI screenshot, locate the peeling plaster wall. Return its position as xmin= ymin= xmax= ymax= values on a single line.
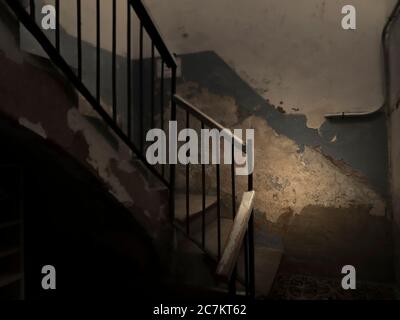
xmin=177 ymin=81 xmax=394 ymax=281
xmin=144 ymin=0 xmax=396 ymax=129
xmin=177 ymin=82 xmax=386 ymax=222
xmin=28 ymin=0 xmax=397 ymax=127
xmin=0 ymin=9 xmax=171 ymax=258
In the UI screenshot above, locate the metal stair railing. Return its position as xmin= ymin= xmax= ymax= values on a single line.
xmin=5 ymin=0 xmax=256 ymax=298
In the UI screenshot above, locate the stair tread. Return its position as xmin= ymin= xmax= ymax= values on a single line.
xmin=179 ymin=217 xmax=283 ymax=297
xmin=0 ymin=246 xmax=20 ymax=259
xmin=190 ymin=218 xmax=233 ymax=258
xmin=0 ymin=273 xmax=22 ymax=288
xmin=175 ymin=193 xmax=217 ymax=222
xmin=0 ymin=220 xmax=22 ymax=230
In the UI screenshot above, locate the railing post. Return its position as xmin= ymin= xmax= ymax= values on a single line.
xmin=229 ymin=138 xmax=237 ymax=295
xmin=127 ymin=0 xmax=131 ymax=138
xmin=112 ymin=0 xmax=117 ymax=122
xmin=29 ymin=0 xmax=35 ymax=21
xmin=248 ymin=172 xmax=255 ymax=298
xmin=55 ymin=0 xmax=60 ymax=52
xmin=77 ymin=0 xmax=82 ymax=80
xmin=96 ymin=0 xmax=100 ymax=104
xmin=169 ymin=66 xmax=177 ymax=221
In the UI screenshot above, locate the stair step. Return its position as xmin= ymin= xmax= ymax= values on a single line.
xmin=179 ymin=217 xmax=283 ymax=298
xmin=174 ymin=194 xmax=220 ymax=235
xmin=170 ymin=231 xmax=246 ymax=294
xmin=0 ymin=220 xmax=22 ymax=230
xmin=190 ymin=218 xmax=233 ymax=259
xmin=0 ymin=246 xmax=20 ymax=259
xmin=0 ymin=273 xmax=22 ymax=288
xmin=170 ymin=251 xmax=218 ymax=288
xmin=175 ymin=194 xmax=218 ymax=222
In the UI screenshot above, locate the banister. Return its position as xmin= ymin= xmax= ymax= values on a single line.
xmin=129 ymin=0 xmax=177 ymax=69
xmin=4 ymin=0 xmax=170 ymax=187
xmin=173 ymin=95 xmax=247 ymax=154
xmin=8 ymin=0 xmax=257 ymax=298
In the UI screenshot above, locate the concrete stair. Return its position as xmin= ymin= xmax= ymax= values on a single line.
xmin=175 ymin=193 xmax=219 ymax=235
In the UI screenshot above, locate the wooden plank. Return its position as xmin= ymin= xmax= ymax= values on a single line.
xmin=215 ymin=191 xmax=255 ymax=281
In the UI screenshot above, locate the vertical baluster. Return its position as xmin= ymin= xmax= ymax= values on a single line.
xmin=229 ymin=136 xmax=237 ymax=295
xmin=127 ymin=1 xmax=131 ymax=138
xmin=216 ymin=163 xmax=221 ymax=259
xmin=160 ymin=62 xmax=165 ymax=131
xmin=244 ymin=231 xmax=250 ymax=296
xmin=186 ymin=111 xmax=190 ymax=235
xmin=169 ymin=67 xmax=177 ymax=221
xmin=248 ymin=172 xmax=255 ymax=298
xmin=151 ymin=43 xmax=155 ymax=129
xmin=30 ymin=0 xmax=35 ymax=21
xmin=201 ymin=122 xmax=206 ymax=249
xmin=231 ymin=138 xmax=236 ymax=218
xmin=242 ymin=124 xmax=251 ymax=297
xmin=55 ymin=0 xmax=60 ymax=52
xmin=112 ymin=0 xmax=117 ymax=122
xmin=139 ymin=22 xmax=144 ymax=153
xmin=160 ymin=61 xmax=165 ymax=177
xmin=96 ymin=0 xmax=100 ymax=103
xmin=19 ymin=167 xmax=24 ymax=300
xmin=77 ymin=0 xmax=82 ymax=80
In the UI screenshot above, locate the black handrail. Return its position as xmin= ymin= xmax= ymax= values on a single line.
xmin=5 ymin=0 xmax=170 ymax=187
xmin=129 ymin=0 xmax=177 ymax=69
xmin=173 ymin=95 xmax=246 ymax=153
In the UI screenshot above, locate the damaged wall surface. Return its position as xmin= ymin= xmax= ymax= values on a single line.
xmin=3 ymin=0 xmax=396 ymax=285
xmin=145 ymin=0 xmax=396 ymax=129
xmin=176 ymin=77 xmax=393 ymax=282
xmin=31 ymin=0 xmax=396 ymax=128
xmin=0 ymin=7 xmax=171 ymax=258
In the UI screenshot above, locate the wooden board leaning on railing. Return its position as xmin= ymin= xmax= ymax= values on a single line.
xmin=216 ymin=191 xmax=255 ymax=281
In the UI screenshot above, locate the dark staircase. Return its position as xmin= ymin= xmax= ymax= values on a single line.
xmin=1 ymin=0 xmax=277 ymax=299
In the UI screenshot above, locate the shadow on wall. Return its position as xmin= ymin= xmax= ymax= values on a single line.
xmin=176 ymin=51 xmax=394 ymax=283
xmin=260 ymin=205 xmax=394 ymax=283
xmin=178 ymin=51 xmax=389 ymax=197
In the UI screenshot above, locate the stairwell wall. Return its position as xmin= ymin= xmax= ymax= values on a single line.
xmin=0 ymin=3 xmax=172 ymax=264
